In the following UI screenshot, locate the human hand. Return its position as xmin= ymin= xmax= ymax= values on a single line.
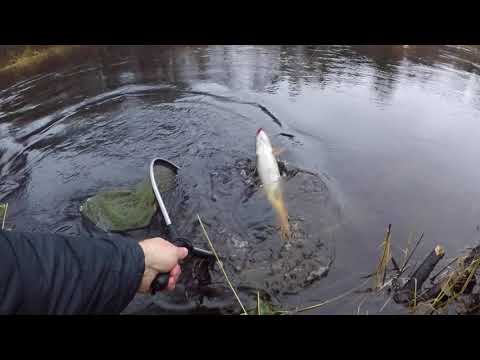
xmin=137 ymin=237 xmax=188 ymax=293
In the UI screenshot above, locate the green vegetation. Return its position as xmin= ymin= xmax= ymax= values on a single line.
xmin=0 ymin=45 xmax=79 ymax=73
xmin=0 ymin=203 xmax=8 ymax=230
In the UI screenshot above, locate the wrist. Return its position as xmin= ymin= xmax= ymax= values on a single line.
xmin=137 ymin=241 xmax=158 ymax=293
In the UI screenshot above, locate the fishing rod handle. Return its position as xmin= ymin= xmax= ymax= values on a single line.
xmin=149 ymin=225 xmax=184 ymax=295
xmin=151 ymin=272 xmax=170 ymax=294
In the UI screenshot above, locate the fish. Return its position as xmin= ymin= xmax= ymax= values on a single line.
xmin=255 ymin=128 xmax=291 ymax=240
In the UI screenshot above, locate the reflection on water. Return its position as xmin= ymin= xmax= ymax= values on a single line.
xmin=2 ymin=45 xmax=480 ymax=314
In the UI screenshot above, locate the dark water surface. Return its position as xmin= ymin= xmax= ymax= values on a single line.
xmin=2 ymin=45 xmax=480 ymax=314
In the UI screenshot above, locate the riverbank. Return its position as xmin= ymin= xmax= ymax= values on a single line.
xmin=0 ymin=45 xmax=81 ymax=73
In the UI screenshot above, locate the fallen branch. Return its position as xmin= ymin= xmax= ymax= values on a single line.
xmin=400 ymin=229 xmax=415 ymax=271
xmin=399 ymin=232 xmax=424 ymax=275
xmin=429 ymin=257 xmax=458 ymax=284
xmin=419 ymin=245 xmax=480 ymax=304
xmin=394 ymin=245 xmax=445 ymax=304
xmin=391 ymin=257 xmax=400 ymax=272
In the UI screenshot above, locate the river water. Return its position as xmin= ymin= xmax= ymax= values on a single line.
xmin=2 ymin=45 xmax=480 ymax=314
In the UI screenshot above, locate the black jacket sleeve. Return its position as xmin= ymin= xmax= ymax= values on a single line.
xmin=0 ymin=231 xmax=145 ymax=314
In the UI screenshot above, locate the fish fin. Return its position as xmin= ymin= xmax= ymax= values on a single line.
xmin=272 ymin=147 xmax=286 ymax=157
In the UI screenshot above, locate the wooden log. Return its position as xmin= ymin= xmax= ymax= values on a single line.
xmin=393 ymin=245 xmax=445 ymax=304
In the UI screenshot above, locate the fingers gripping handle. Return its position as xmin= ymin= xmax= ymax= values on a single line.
xmin=149 ymin=225 xmax=192 ymax=295
xmin=151 ymin=272 xmax=170 ymax=294
xmin=149 ymin=225 xmax=188 ymax=295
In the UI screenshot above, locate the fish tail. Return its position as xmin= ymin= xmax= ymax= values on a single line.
xmin=268 ymin=187 xmax=291 ymax=240
xmin=276 ymin=204 xmax=291 ymax=241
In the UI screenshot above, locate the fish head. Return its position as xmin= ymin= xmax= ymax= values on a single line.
xmin=256 ymin=128 xmax=272 ymax=152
